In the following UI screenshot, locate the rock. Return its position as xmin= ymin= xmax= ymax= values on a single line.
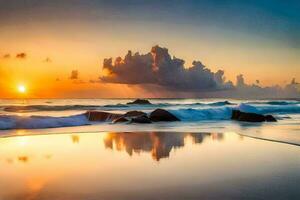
xmin=265 ymin=115 xmax=277 ymax=122
xmin=231 ymin=110 xmax=241 ymax=120
xmin=237 ymin=112 xmax=265 ymax=122
xmin=124 ymin=110 xmax=147 ymax=117
xmin=237 ymin=103 xmax=260 ymax=113
xmin=131 ymin=116 xmax=152 ymax=123
xmin=86 ymin=108 xmax=182 ymax=123
xmin=231 ymin=110 xmax=277 ymax=122
xmin=149 ymin=109 xmax=180 ymax=122
xmin=85 ymin=111 xmax=122 ymax=121
xmin=127 ymin=99 xmax=151 ymax=105
xmin=112 ymin=117 xmax=129 ymax=123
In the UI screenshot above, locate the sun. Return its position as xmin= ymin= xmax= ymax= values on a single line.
xmin=17 ymin=85 xmax=26 ymax=93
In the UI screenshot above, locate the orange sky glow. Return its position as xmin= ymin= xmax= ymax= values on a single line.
xmin=0 ymin=2 xmax=299 ymax=98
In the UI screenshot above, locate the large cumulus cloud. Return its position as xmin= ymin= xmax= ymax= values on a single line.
xmin=101 ymin=45 xmax=233 ymax=91
xmin=100 ymin=45 xmax=299 ymax=98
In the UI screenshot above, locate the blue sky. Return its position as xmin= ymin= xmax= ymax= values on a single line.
xmin=1 ymin=0 xmax=299 ymax=47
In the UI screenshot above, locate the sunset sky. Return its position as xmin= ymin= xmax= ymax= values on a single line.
xmin=0 ymin=0 xmax=299 ymax=98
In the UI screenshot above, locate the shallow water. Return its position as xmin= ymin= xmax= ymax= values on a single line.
xmin=0 ymin=131 xmax=299 ymax=200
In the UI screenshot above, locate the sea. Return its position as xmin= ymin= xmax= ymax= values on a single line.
xmin=0 ymin=98 xmax=299 ymax=145
xmin=0 ymin=98 xmax=300 ymax=199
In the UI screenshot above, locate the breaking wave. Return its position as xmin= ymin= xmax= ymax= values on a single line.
xmin=0 ymin=114 xmax=89 ymax=130
xmin=0 ymin=101 xmax=299 ymax=130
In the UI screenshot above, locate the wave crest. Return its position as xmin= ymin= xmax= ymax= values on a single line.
xmin=0 ymin=114 xmax=89 ymax=130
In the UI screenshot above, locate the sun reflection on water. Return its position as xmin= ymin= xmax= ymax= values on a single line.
xmin=0 ymin=131 xmax=299 ymax=200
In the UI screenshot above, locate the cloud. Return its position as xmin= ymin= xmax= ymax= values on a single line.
xmin=236 ymin=74 xmax=245 ymax=87
xmin=100 ymin=45 xmax=299 ymax=98
xmin=225 ymin=76 xmax=300 ymax=98
xmin=16 ymin=53 xmax=26 ymax=59
xmin=2 ymin=54 xmax=10 ymax=59
xmin=44 ymin=57 xmax=52 ymax=63
xmin=69 ymin=70 xmax=86 ymax=84
xmin=284 ymin=78 xmax=300 ymax=94
xmin=70 ymin=70 xmax=79 ymax=80
xmin=101 ymin=45 xmax=232 ymax=91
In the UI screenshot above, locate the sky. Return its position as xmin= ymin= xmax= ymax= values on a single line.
xmin=0 ymin=0 xmax=299 ymax=98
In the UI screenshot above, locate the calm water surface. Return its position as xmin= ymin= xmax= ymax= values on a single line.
xmin=0 ymin=131 xmax=299 ymax=200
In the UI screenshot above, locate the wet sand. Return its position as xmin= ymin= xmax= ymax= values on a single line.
xmin=0 ymin=131 xmax=299 ymax=200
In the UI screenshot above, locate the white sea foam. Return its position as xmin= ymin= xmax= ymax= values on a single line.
xmin=169 ymin=107 xmax=233 ymax=121
xmin=0 ymin=114 xmax=89 ymax=130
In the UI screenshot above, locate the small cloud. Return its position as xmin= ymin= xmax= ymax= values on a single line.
xmin=70 ymin=70 xmax=79 ymax=80
xmin=16 ymin=53 xmax=26 ymax=59
xmin=236 ymin=74 xmax=245 ymax=87
xmin=291 ymin=78 xmax=298 ymax=85
xmin=44 ymin=57 xmax=52 ymax=63
xmin=2 ymin=54 xmax=10 ymax=59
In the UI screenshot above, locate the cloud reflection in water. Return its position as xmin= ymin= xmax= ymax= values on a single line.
xmin=103 ymin=132 xmax=224 ymax=161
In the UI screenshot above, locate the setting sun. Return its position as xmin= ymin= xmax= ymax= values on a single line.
xmin=17 ymin=85 xmax=26 ymax=93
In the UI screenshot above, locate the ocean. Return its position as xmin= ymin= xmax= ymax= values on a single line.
xmin=1 ymin=98 xmax=300 ymax=199
xmin=0 ymin=98 xmax=299 ymax=145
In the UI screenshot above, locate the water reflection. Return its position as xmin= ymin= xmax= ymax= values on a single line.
xmin=18 ymin=156 xmax=29 ymax=163
xmin=71 ymin=135 xmax=80 ymax=144
xmin=44 ymin=154 xmax=52 ymax=159
xmin=6 ymin=158 xmax=13 ymax=164
xmin=104 ymin=132 xmax=223 ymax=161
xmin=0 ymin=131 xmax=299 ymax=200
xmin=0 ymin=132 xmax=225 ymax=166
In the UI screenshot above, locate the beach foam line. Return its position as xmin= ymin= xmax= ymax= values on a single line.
xmin=0 ymin=114 xmax=90 ymax=130
xmin=237 ymin=133 xmax=300 ymax=147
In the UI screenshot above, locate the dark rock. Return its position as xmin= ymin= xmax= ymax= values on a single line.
xmin=112 ymin=117 xmax=129 ymax=123
xmin=124 ymin=110 xmax=147 ymax=117
xmin=127 ymin=99 xmax=151 ymax=105
xmin=85 ymin=111 xmax=122 ymax=121
xmin=231 ymin=110 xmax=277 ymax=122
xmin=131 ymin=116 xmax=152 ymax=123
xmin=265 ymin=115 xmax=277 ymax=122
xmin=231 ymin=110 xmax=241 ymax=120
xmin=233 ymin=110 xmax=265 ymax=122
xmin=149 ymin=109 xmax=180 ymax=122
